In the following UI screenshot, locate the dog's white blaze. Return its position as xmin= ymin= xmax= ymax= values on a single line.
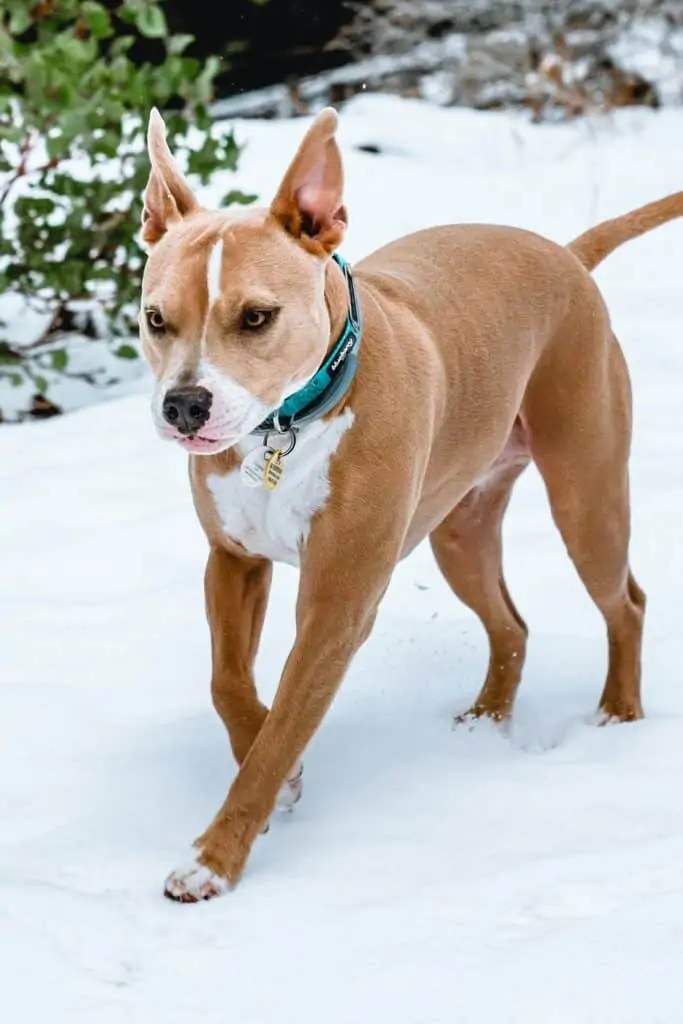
xmin=206 ymin=239 xmax=224 ymax=306
xmin=151 ymin=343 xmax=197 ymax=430
xmin=208 ymin=409 xmax=355 ymax=566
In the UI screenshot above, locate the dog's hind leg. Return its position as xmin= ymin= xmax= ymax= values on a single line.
xmin=524 ymin=330 xmax=645 ymax=723
xmin=430 ymin=432 xmax=531 ymax=724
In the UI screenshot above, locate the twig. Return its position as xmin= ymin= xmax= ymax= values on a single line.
xmin=0 ymin=132 xmax=33 ymax=207
xmin=0 ymin=128 xmax=59 ymax=208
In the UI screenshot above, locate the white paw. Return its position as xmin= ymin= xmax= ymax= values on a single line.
xmin=164 ymin=854 xmax=230 ymax=903
xmin=276 ymin=762 xmax=304 ymax=812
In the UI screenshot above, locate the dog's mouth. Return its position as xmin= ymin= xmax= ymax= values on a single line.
xmin=178 ymin=434 xmax=221 ymax=452
xmin=159 ymin=427 xmax=228 ymax=455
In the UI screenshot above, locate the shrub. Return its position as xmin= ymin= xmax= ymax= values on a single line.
xmin=0 ymin=0 xmax=254 ymax=421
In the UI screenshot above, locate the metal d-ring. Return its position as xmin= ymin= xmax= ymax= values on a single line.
xmin=264 ymin=428 xmax=297 ymax=458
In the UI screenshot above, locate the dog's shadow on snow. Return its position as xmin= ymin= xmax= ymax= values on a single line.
xmin=114 ymin=616 xmax=607 ymax=852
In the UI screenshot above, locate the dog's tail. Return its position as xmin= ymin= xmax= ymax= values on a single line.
xmin=568 ymin=191 xmax=683 ymax=272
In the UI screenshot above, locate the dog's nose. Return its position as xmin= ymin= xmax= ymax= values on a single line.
xmin=162 ymin=386 xmax=213 ymax=435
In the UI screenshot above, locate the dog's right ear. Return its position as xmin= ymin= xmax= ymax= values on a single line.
xmin=141 ymin=108 xmax=199 ymax=247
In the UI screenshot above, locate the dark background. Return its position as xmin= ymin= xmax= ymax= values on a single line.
xmin=139 ymin=0 xmax=360 ymax=96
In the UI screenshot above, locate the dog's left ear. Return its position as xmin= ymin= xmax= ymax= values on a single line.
xmin=141 ymin=108 xmax=199 ymax=247
xmin=270 ymin=107 xmax=347 ymax=254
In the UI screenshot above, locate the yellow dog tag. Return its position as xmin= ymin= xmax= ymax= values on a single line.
xmin=264 ymin=450 xmax=284 ymax=490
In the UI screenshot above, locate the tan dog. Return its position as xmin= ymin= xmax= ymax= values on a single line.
xmin=139 ymin=106 xmax=683 ymax=902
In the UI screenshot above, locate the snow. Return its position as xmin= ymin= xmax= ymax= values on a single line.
xmin=3 ymin=94 xmax=683 ymax=1021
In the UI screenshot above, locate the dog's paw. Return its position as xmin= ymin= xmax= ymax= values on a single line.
xmin=594 ymin=702 xmax=644 ymax=726
xmin=164 ymin=856 xmax=230 ymax=903
xmin=276 ymin=762 xmax=303 ymax=813
xmin=453 ymin=706 xmax=509 ymax=731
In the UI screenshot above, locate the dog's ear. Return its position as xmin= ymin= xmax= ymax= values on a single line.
xmin=141 ymin=108 xmax=199 ymax=247
xmin=270 ymin=107 xmax=347 ymax=254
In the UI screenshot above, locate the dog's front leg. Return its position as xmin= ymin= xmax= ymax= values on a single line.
xmin=164 ymin=495 xmax=408 ymax=902
xmin=205 ymin=546 xmax=302 ymax=815
xmin=205 ymin=546 xmax=272 ymax=766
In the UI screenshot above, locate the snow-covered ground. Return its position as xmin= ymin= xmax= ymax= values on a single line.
xmin=3 ymin=94 xmax=683 ymax=1022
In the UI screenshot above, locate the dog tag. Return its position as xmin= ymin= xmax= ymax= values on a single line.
xmin=240 ymin=447 xmax=269 ymax=488
xmin=264 ymin=450 xmax=284 ymax=491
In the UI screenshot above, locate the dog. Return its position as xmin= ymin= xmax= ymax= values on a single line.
xmin=139 ymin=105 xmax=683 ymax=902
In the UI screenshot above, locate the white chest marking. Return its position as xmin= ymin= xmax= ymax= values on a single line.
xmin=208 ymin=410 xmax=355 ymax=566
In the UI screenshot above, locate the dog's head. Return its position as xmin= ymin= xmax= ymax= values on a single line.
xmin=139 ymin=107 xmax=347 ymax=454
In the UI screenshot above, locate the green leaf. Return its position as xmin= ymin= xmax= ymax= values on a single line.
xmin=135 ymin=5 xmax=167 ymax=39
xmin=220 ymin=190 xmax=258 ymax=207
xmin=0 ymin=345 xmax=20 ymax=365
xmin=8 ymin=6 xmax=32 ymax=35
xmin=60 ymin=109 xmax=89 ymax=145
xmin=96 ymin=128 xmax=122 ymax=159
xmin=81 ymin=1 xmax=113 ymax=40
xmin=53 ymin=33 xmax=97 ymax=65
xmin=101 ymin=97 xmax=126 ymax=122
xmin=109 ymin=35 xmax=135 ymax=58
xmin=114 ymin=344 xmax=139 ymax=360
xmin=51 ymin=349 xmax=68 ymax=371
xmin=9 ymin=372 xmax=24 ymax=387
xmin=34 ymin=375 xmax=49 ymax=395
xmin=167 ymin=33 xmax=194 ymax=56
xmin=193 ymin=55 xmax=221 ymax=104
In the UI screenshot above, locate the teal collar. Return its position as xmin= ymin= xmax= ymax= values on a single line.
xmin=253 ymin=253 xmax=362 ymax=435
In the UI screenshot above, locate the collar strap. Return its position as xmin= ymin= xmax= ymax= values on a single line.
xmin=253 ymin=252 xmax=362 ymax=435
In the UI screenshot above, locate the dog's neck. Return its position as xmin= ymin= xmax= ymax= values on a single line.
xmin=252 ymin=252 xmax=362 ymax=436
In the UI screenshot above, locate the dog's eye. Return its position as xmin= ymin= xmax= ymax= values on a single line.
xmin=145 ymin=307 xmax=165 ymax=332
xmin=241 ymin=308 xmax=278 ymax=331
